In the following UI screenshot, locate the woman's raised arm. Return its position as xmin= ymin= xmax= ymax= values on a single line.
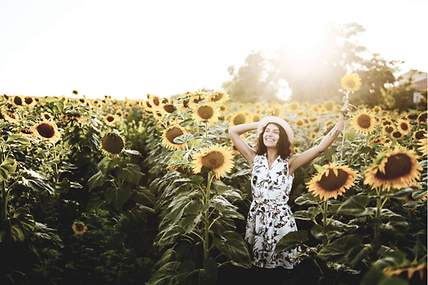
xmin=289 ymin=114 xmax=345 ymax=174
xmin=228 ymin=122 xmax=259 ymax=163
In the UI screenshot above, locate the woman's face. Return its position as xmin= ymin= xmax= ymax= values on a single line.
xmin=263 ymin=123 xmax=280 ymax=148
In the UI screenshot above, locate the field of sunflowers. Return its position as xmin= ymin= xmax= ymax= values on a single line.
xmin=0 ymin=77 xmax=426 ymax=285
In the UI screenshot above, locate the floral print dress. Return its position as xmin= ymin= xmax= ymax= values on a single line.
xmin=245 ymin=153 xmax=300 ymax=269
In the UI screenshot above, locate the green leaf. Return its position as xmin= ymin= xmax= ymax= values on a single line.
xmin=213 ymin=231 xmax=251 ymax=267
xmin=275 ymin=230 xmax=308 ymax=253
xmin=173 ymin=133 xmax=194 ymax=144
xmin=88 ymin=171 xmax=106 ymax=191
xmin=318 ymin=234 xmax=362 ymax=258
xmin=337 ymin=193 xmax=369 ymax=216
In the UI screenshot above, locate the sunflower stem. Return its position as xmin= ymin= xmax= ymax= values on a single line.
xmin=1 ymin=181 xmax=7 ymax=222
xmin=202 ymin=171 xmax=214 ymax=267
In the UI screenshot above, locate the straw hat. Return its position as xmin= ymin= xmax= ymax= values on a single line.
xmin=257 ymin=116 xmax=294 ymax=144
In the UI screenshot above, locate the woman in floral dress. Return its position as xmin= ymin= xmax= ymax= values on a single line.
xmin=228 ymin=114 xmax=346 ymax=281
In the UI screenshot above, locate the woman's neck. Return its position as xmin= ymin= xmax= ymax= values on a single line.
xmin=266 ymin=148 xmax=279 ymax=161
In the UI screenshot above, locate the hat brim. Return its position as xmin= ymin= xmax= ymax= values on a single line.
xmin=257 ymin=116 xmax=294 ymax=144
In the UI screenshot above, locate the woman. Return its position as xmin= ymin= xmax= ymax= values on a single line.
xmin=228 ymin=111 xmax=346 ymax=281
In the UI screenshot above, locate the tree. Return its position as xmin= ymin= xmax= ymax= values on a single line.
xmin=222 ymin=51 xmax=279 ymax=103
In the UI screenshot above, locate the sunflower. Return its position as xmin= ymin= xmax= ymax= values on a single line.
xmin=406 ymin=111 xmax=419 ymax=122
xmin=10 ymin=95 xmax=24 ymax=107
xmin=209 ymin=91 xmax=229 ymax=104
xmin=413 ymin=130 xmax=426 ymax=141
xmin=162 ymin=125 xmax=187 ymax=150
xmin=383 ymin=125 xmax=394 ymax=135
xmin=41 ymin=112 xmax=53 ymax=121
xmin=193 ymin=104 xmax=218 ymax=124
xmin=101 ymin=132 xmax=125 ymax=155
xmin=340 ymin=73 xmax=362 ymax=93
xmin=306 ymin=163 xmax=358 ymax=201
xmin=229 ymin=112 xmax=248 ymax=126
xmin=351 ymin=109 xmax=377 ymax=135
xmin=364 ymin=146 xmax=422 ymax=191
xmin=141 ymin=100 xmax=154 ymax=113
xmin=192 ymin=145 xmax=234 ymax=179
xmin=396 ymin=119 xmax=411 ymax=135
xmin=147 ymin=94 xmax=161 ymax=108
xmin=417 ymin=111 xmax=427 ymax=124
xmin=0 ymin=109 xmax=18 ymax=123
xmin=23 ymin=96 xmax=37 ymax=107
xmin=391 ymin=130 xmax=403 ymax=139
xmin=161 ymin=102 xmax=177 ymax=114
xmin=72 ymin=221 xmax=88 ymax=236
xmin=417 ymin=135 xmax=427 ymax=156
xmin=104 ymin=114 xmax=119 ymax=126
xmin=31 ymin=120 xmax=61 ymax=144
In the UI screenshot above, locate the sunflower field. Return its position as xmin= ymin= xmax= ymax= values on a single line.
xmin=0 ymin=84 xmax=426 ymax=285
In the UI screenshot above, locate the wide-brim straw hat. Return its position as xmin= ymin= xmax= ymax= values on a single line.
xmin=257 ymin=116 xmax=294 ymax=144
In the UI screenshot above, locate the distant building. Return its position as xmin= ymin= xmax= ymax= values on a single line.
xmin=398 ymin=70 xmax=427 ymax=104
xmin=398 ymin=70 xmax=427 ymax=91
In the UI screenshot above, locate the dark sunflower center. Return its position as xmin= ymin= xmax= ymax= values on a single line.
xmin=163 ymin=104 xmax=176 ymax=113
xmin=317 ymin=169 xmax=349 ymax=191
xmin=407 ymin=113 xmax=417 ymax=120
xmin=153 ymin=97 xmax=160 ymax=106
xmin=418 ymin=113 xmax=427 ymax=123
xmin=166 ymin=127 xmax=184 ymax=144
xmin=146 ymin=102 xmax=152 ymax=108
xmin=211 ymin=93 xmax=223 ymax=102
xmin=14 ymin=96 xmax=23 ymax=105
xmin=385 ymin=126 xmax=394 ymax=133
xmin=357 ymin=114 xmax=371 ymax=128
xmin=43 ymin=114 xmax=51 ymax=120
xmin=74 ymin=223 xmax=85 ymax=232
xmin=36 ymin=123 xmax=55 ymax=138
xmin=415 ymin=130 xmax=426 ymax=140
xmin=183 ymin=100 xmax=189 ymax=108
xmin=400 ymin=122 xmax=409 ymax=131
xmin=233 ymin=114 xmax=246 ymax=125
xmin=21 ymin=128 xmax=32 ymax=135
xmin=392 ymin=131 xmax=402 ymax=138
xmin=201 ymin=151 xmax=225 ymax=170
xmin=24 ymin=97 xmax=34 ymax=104
xmin=102 ymin=133 xmax=125 ymax=154
xmin=107 ymin=116 xmax=114 ymax=122
xmin=197 ymin=106 xmax=214 ymax=120
xmin=374 ymin=153 xmax=412 ymax=180
xmin=79 ymin=99 xmax=85 ymax=103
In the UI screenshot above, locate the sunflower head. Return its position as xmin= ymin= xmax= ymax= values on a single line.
xmin=104 ymin=114 xmax=119 ymax=126
xmin=162 ymin=125 xmax=187 ymax=150
xmin=351 ymin=109 xmax=377 ymax=135
xmin=417 ymin=135 xmax=427 ymax=156
xmin=229 ymin=112 xmax=248 ymax=126
xmin=397 ymin=119 xmax=411 ymax=134
xmin=364 ymin=146 xmax=422 ymax=191
xmin=72 ymin=221 xmax=88 ymax=236
xmin=192 ymin=145 xmax=234 ymax=179
xmin=32 ymin=120 xmax=61 ymax=144
xmin=101 ymin=132 xmax=125 ymax=155
xmin=306 ymin=163 xmax=358 ymax=201
xmin=209 ymin=91 xmax=229 ymax=104
xmin=11 ymin=96 xmax=24 ymax=107
xmin=193 ymin=104 xmax=218 ymax=123
xmin=341 ymin=73 xmax=362 ymax=93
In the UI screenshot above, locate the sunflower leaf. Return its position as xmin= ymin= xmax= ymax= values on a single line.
xmin=275 ymin=230 xmax=308 ymax=253
xmin=337 ymin=193 xmax=369 ymax=216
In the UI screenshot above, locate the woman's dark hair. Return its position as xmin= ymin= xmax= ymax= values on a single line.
xmin=256 ymin=122 xmax=292 ymax=159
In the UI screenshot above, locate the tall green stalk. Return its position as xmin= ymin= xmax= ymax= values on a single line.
xmin=202 ymin=172 xmax=214 ymax=266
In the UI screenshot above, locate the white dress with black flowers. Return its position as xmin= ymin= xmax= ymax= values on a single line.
xmin=245 ymin=153 xmax=300 ymax=269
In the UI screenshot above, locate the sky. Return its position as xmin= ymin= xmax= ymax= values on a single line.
xmin=0 ymin=0 xmax=427 ymax=99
